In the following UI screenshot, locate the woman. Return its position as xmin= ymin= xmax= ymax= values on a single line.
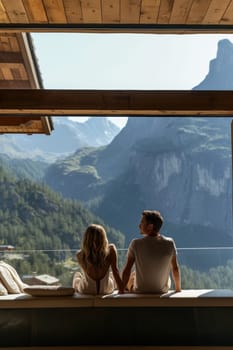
xmin=73 ymin=224 xmax=123 ymax=294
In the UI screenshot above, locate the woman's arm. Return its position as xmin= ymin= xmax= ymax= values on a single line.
xmin=109 ymin=245 xmax=124 ymax=293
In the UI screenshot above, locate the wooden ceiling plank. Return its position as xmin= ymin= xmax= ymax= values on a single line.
xmin=0 ymin=117 xmax=40 ymax=125
xmin=0 ymin=34 xmax=20 ymax=53
xmin=0 ymin=117 xmax=52 ymax=135
xmin=0 ymin=67 xmax=4 ymax=79
xmin=62 ymin=0 xmax=83 ymax=23
xmin=0 ymin=119 xmax=44 ymax=134
xmin=140 ymin=0 xmax=160 ymax=24
xmin=0 ymin=63 xmax=27 ymax=80
xmin=0 ymin=90 xmax=233 ymax=116
xmin=101 ymin=0 xmax=120 ymax=23
xmin=157 ymin=0 xmax=174 ymax=24
xmin=41 ymin=115 xmax=53 ymax=134
xmin=43 ymin=0 xmax=67 ymax=23
xmin=186 ymin=0 xmax=212 ymax=24
xmin=120 ymin=0 xmax=141 ymax=24
xmin=81 ymin=0 xmax=102 ymax=23
xmin=221 ymin=0 xmax=233 ymax=24
xmin=22 ymin=0 xmax=48 ymax=23
xmin=17 ymin=64 xmax=28 ymax=80
xmin=169 ymin=0 xmax=193 ymax=24
xmin=203 ymin=0 xmax=232 ymax=24
xmin=9 ymin=36 xmax=20 ymax=52
xmin=10 ymin=68 xmax=23 ymax=80
xmin=1 ymin=0 xmax=29 ymax=23
xmin=1 ymin=66 xmax=13 ymax=80
xmin=0 ymin=0 xmax=9 ymax=23
xmin=0 ymin=36 xmax=13 ymax=52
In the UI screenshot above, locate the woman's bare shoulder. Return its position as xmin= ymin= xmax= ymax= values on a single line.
xmin=109 ymin=243 xmax=117 ymax=251
xmin=108 ymin=244 xmax=118 ymax=258
xmin=77 ymin=250 xmax=83 ymax=262
xmin=77 ymin=249 xmax=82 ymax=256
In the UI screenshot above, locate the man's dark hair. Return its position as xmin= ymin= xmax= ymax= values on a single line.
xmin=142 ymin=210 xmax=164 ymax=233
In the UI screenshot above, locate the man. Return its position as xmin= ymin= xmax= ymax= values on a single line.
xmin=122 ymin=210 xmax=181 ymax=293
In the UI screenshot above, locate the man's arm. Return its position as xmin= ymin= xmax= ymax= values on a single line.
xmin=122 ymin=255 xmax=135 ymax=291
xmin=171 ymin=254 xmax=181 ymax=292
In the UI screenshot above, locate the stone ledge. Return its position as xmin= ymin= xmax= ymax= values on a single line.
xmin=1 ymin=289 xmax=233 ymax=308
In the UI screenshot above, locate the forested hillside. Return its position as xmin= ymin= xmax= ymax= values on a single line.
xmin=0 ymin=164 xmax=124 ymax=284
xmin=0 ymin=154 xmax=48 ymax=182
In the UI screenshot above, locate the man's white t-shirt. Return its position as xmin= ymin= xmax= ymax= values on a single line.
xmin=128 ymin=234 xmax=177 ymax=293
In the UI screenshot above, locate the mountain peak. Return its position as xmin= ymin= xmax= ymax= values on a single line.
xmin=217 ymin=38 xmax=233 ymax=50
xmin=193 ymin=38 xmax=233 ymax=90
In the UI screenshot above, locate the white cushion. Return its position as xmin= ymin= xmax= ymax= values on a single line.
xmin=23 ymin=285 xmax=75 ymax=297
xmin=0 ymin=280 xmax=8 ymax=295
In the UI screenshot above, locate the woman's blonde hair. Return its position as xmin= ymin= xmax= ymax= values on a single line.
xmin=80 ymin=224 xmax=109 ymax=268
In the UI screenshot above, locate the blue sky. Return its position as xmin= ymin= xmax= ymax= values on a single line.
xmin=32 ymin=33 xmax=233 ymax=128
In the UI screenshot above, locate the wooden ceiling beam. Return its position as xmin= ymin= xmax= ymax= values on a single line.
xmin=0 ymin=116 xmax=41 ymax=125
xmin=0 ymin=80 xmax=31 ymax=88
xmin=0 ymin=90 xmax=233 ymax=116
xmin=0 ymin=24 xmax=233 ymax=34
xmin=0 ymin=51 xmax=23 ymax=63
xmin=0 ymin=116 xmax=53 ymax=135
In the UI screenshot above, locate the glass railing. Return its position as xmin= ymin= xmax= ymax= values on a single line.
xmin=1 ymin=247 xmax=233 ymax=289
